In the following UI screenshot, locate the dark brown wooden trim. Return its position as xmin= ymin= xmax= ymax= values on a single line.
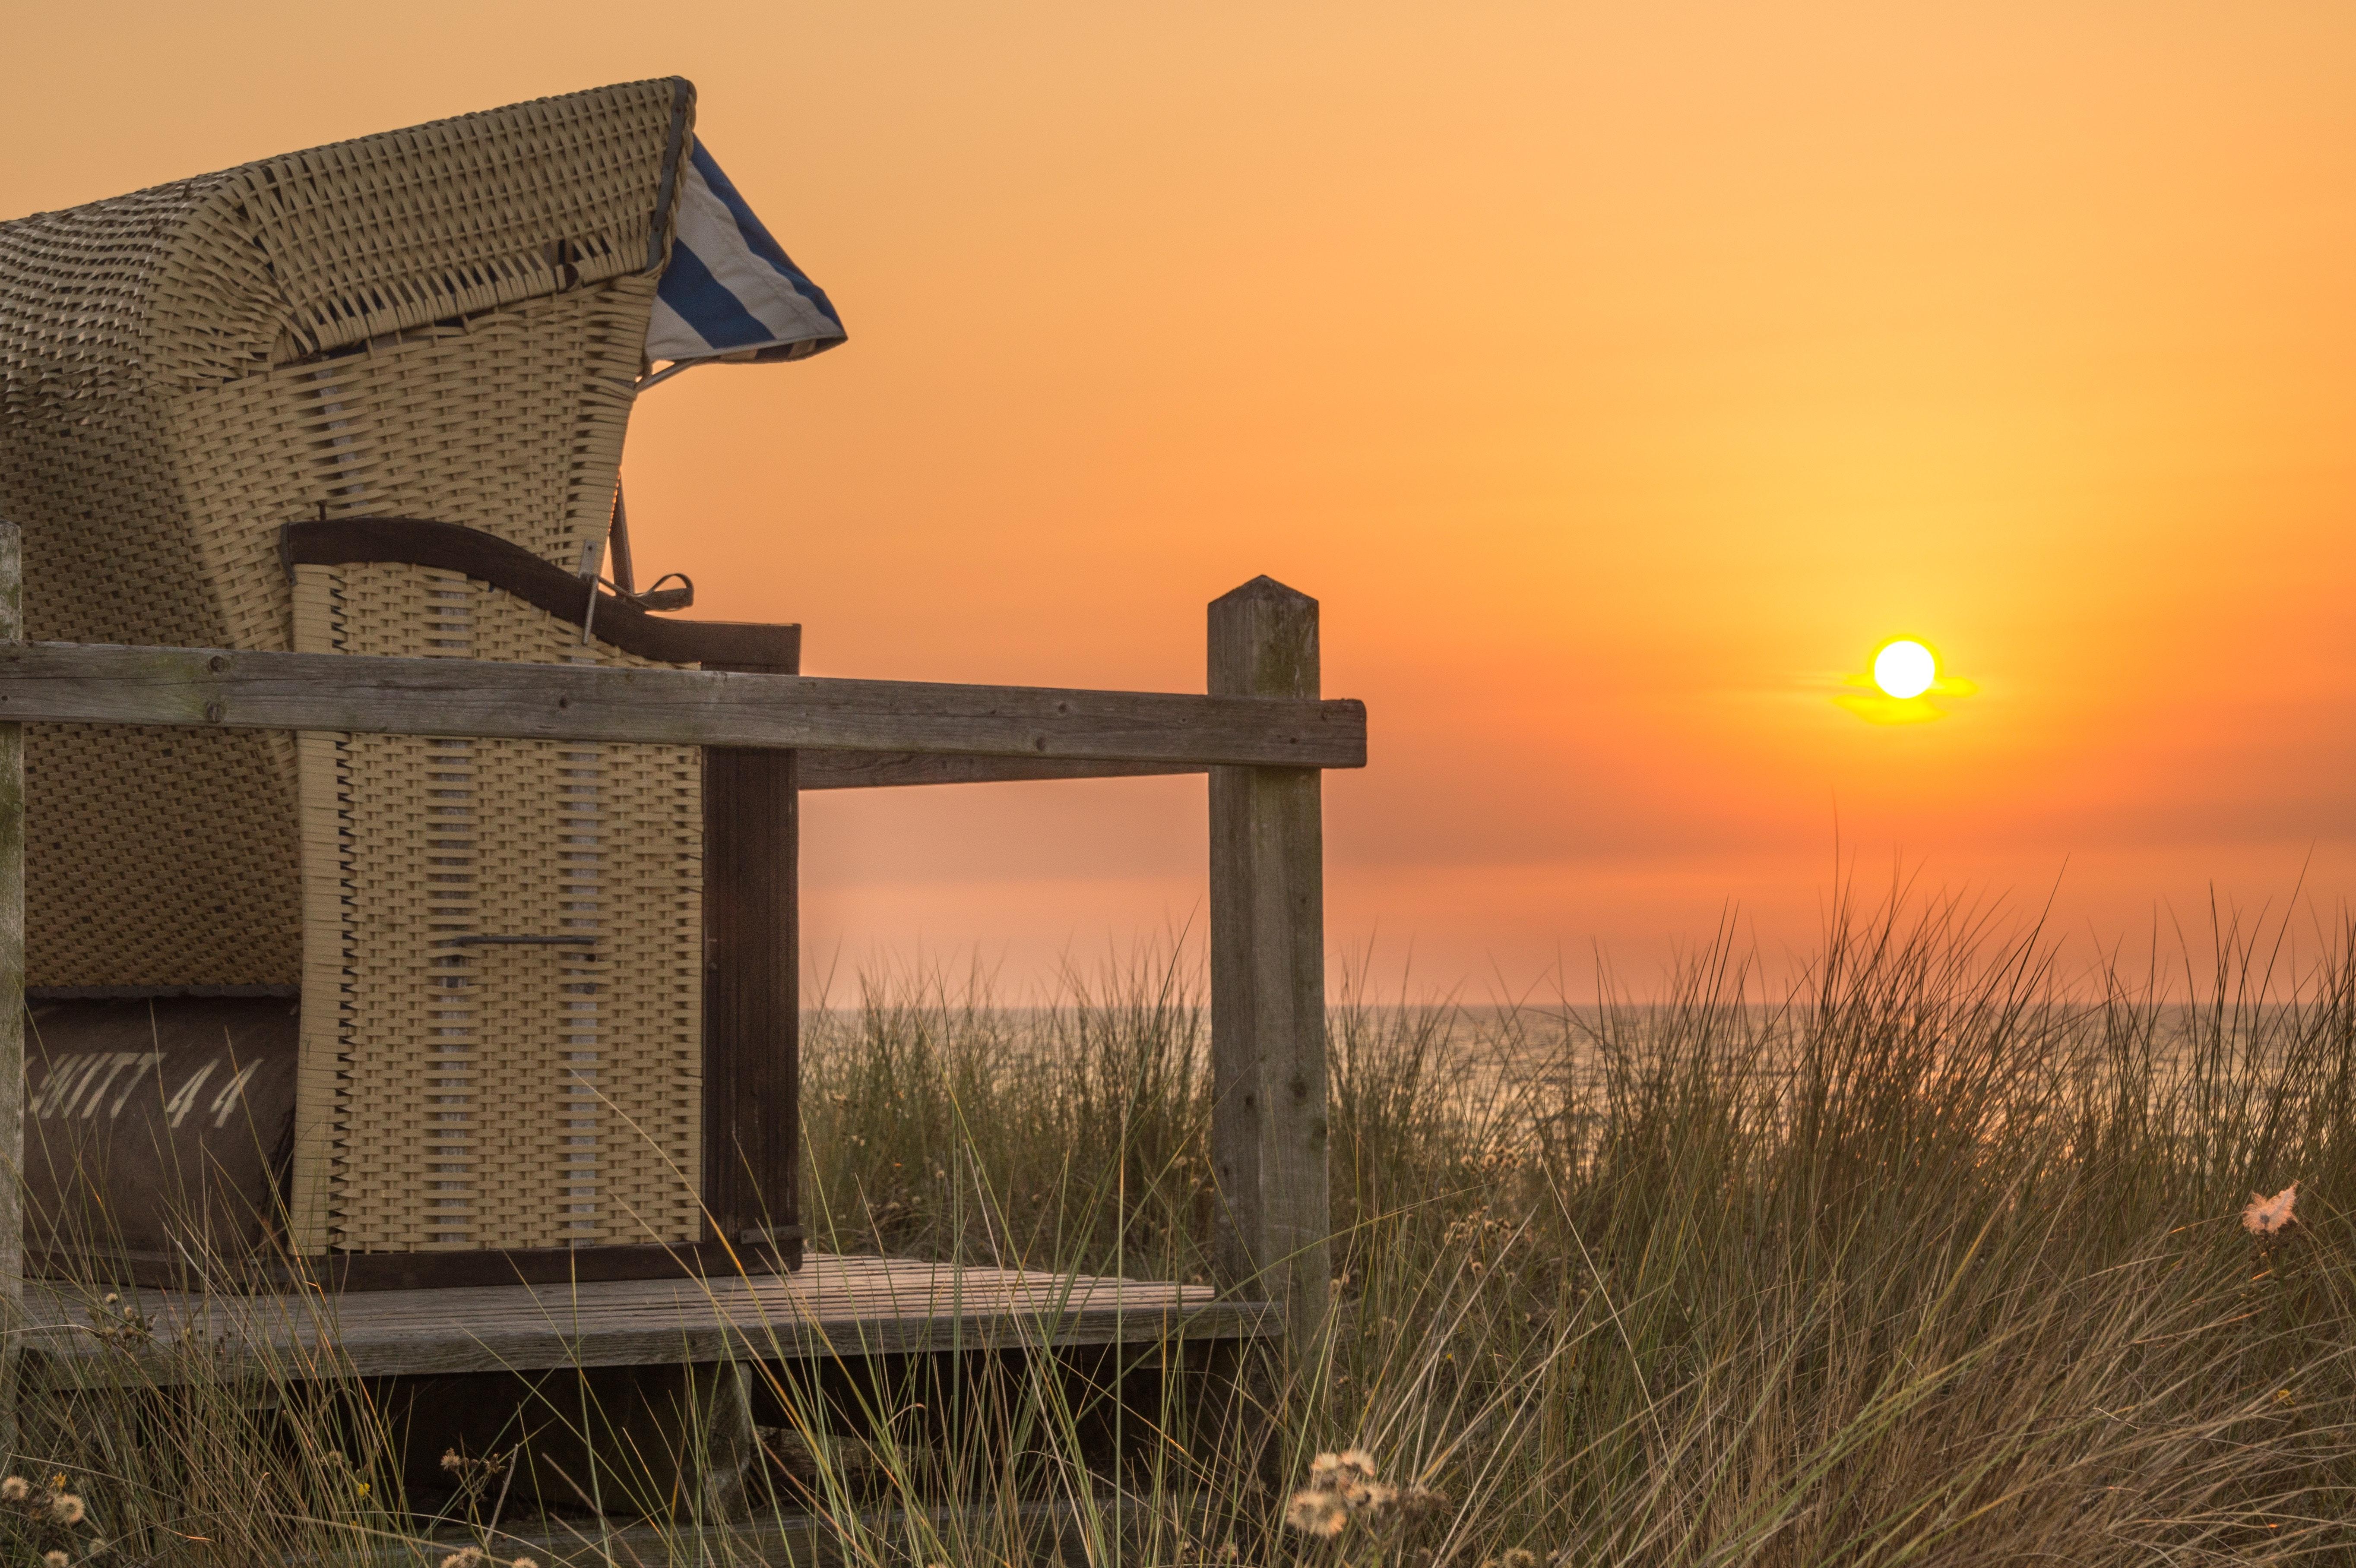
xmin=281 ymin=518 xmax=799 ymax=669
xmin=798 ymin=753 xmax=1206 ymax=790
xmin=34 ymin=1234 xmax=804 ymax=1294
xmin=27 ymin=983 xmax=300 ymax=999
xmin=702 ymin=649 xmax=802 ymax=1273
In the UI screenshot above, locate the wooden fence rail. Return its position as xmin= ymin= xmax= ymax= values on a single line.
xmin=0 ymin=643 xmax=1365 ymax=768
xmin=0 ymin=524 xmax=1354 ymax=1369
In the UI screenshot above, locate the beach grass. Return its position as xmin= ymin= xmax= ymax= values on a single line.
xmin=12 ymin=887 xmax=2356 ymax=1565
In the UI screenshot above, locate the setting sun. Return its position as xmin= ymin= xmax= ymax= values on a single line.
xmin=1872 ymin=640 xmax=1937 ymax=699
xmin=1834 ymin=638 xmax=1973 ymax=725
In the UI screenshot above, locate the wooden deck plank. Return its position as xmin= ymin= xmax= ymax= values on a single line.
xmin=24 ymin=1252 xmax=1273 ymax=1385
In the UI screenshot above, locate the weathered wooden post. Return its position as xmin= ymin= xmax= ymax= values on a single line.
xmin=1208 ymin=576 xmax=1332 ymax=1355
xmin=0 ymin=523 xmax=22 ymax=1455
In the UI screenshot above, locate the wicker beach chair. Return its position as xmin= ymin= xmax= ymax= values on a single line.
xmin=0 ymin=79 xmax=842 ymax=1283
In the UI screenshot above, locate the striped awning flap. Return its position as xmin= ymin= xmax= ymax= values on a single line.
xmin=645 ymin=141 xmax=846 ymax=369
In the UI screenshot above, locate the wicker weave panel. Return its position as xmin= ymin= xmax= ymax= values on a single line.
xmin=292 ymin=562 xmax=703 ymax=1255
xmin=235 ymin=80 xmax=684 ymax=365
xmin=8 ymin=277 xmax=653 ymax=989
xmin=2 ymin=200 xmax=302 ymax=984
xmin=23 ymin=726 xmax=304 ymax=986
xmin=0 ymin=78 xmax=684 ymax=392
xmin=0 ymin=80 xmax=686 ymax=989
xmin=178 ymin=276 xmax=657 ymax=628
xmin=0 ymin=170 xmax=264 ymax=399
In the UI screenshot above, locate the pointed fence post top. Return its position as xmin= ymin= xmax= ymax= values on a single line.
xmin=1208 ymin=576 xmax=1319 ymax=700
xmin=1212 ymin=574 xmax=1315 ymax=610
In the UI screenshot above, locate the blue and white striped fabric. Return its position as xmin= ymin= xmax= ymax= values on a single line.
xmin=645 ymin=142 xmax=846 ymax=368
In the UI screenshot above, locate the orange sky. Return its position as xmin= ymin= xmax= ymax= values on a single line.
xmin=7 ymin=3 xmax=2354 ymax=995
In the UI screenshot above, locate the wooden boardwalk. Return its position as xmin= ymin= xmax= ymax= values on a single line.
xmin=22 ymin=1252 xmax=1276 ymax=1386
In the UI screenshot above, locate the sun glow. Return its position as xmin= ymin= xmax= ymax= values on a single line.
xmin=1832 ymin=640 xmax=1974 ymax=724
xmin=1872 ymin=640 xmax=1937 ymax=699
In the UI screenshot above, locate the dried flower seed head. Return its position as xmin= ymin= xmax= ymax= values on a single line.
xmin=1336 ymin=1448 xmax=1378 ymax=1480
xmin=1359 ymin=1483 xmax=1400 ymax=1515
xmin=1308 ymin=1452 xmax=1343 ymax=1481
xmin=43 ymin=1551 xmax=67 ymax=1568
xmin=439 ymin=1550 xmax=484 ymax=1568
xmin=2243 ymin=1181 xmax=2299 ymax=1236
xmin=100 ymin=1294 xmax=117 ymax=1307
xmin=439 ymin=1449 xmax=464 ymax=1473
xmin=510 ymin=1558 xmax=538 ymax=1568
xmin=50 ymin=1494 xmax=85 ymax=1526
xmin=1 ymin=1475 xmax=27 ymax=1502
xmin=1286 ymin=1490 xmax=1350 ymax=1538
